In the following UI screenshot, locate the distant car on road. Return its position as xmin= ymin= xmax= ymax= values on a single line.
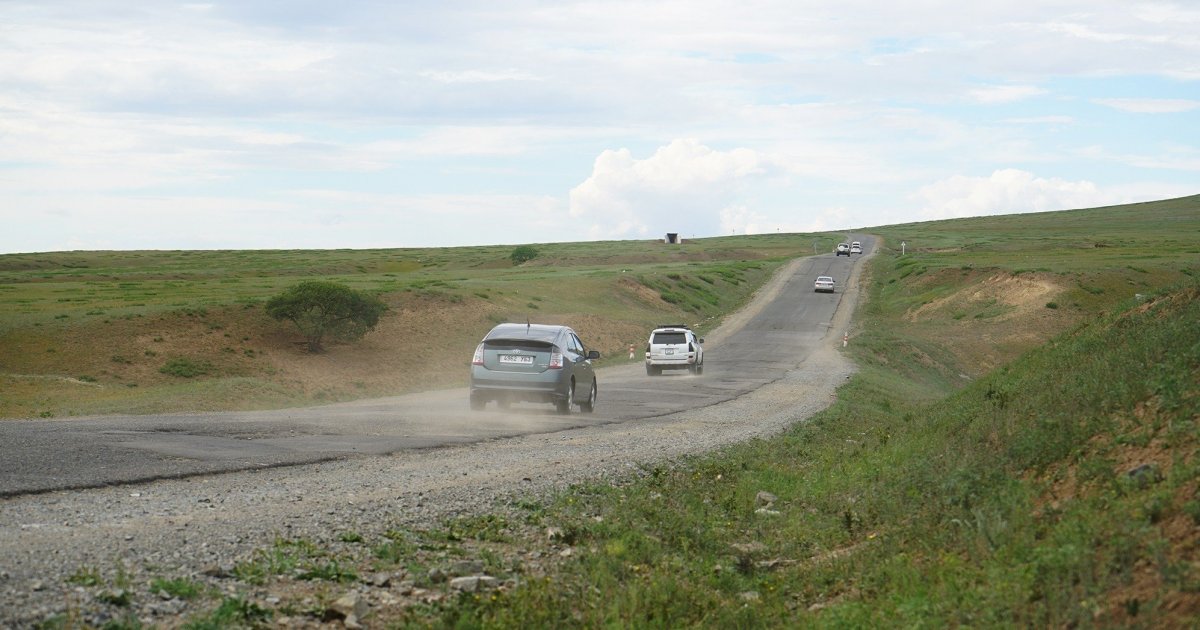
xmin=470 ymin=323 xmax=599 ymax=414
xmin=814 ymin=276 xmax=836 ymax=293
xmin=645 ymin=324 xmax=704 ymax=375
xmin=850 ymin=242 xmax=863 ymax=254
xmin=836 ymin=243 xmax=851 ymax=256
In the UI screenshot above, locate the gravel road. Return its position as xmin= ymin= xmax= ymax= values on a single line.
xmin=0 ymin=252 xmax=866 ymax=627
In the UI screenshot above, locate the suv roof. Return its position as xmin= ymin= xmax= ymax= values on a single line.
xmin=653 ymin=323 xmax=691 ymax=331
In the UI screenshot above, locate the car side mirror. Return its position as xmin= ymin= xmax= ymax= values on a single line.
xmin=698 ymin=338 xmax=705 ymax=344
xmin=588 ymin=350 xmax=601 ymax=360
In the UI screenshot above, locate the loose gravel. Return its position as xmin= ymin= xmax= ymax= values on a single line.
xmin=0 ymin=257 xmax=864 ymax=627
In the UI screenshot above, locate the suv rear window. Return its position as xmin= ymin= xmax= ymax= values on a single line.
xmin=652 ymin=332 xmax=687 ymax=345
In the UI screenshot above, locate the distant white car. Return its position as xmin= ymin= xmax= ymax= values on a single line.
xmin=850 ymin=242 xmax=863 ymax=254
xmin=814 ymin=276 xmax=835 ymax=293
xmin=835 ymin=243 xmax=851 ymax=256
xmin=645 ymin=324 xmax=704 ymax=375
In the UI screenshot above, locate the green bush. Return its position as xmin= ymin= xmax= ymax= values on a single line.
xmin=265 ymin=281 xmax=388 ymax=352
xmin=510 ymin=245 xmax=540 ymax=265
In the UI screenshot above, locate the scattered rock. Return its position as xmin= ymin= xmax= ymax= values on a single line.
xmin=730 ymin=542 xmax=766 ymax=556
xmin=366 ymin=571 xmax=393 ymax=587
xmin=546 ymin=526 xmax=565 ymax=541
xmin=324 ymin=591 xmax=367 ymax=623
xmin=449 ymin=575 xmax=500 ymax=593
xmin=755 ymin=491 xmax=777 ymax=507
xmin=1126 ymin=463 xmax=1162 ymax=489
xmin=449 ymin=560 xmax=483 ymax=576
xmin=755 ymin=558 xmax=790 ymax=570
xmin=739 ymin=591 xmax=760 ymax=602
xmin=145 ymin=598 xmax=186 ymax=616
xmin=201 ymin=564 xmax=234 ymax=579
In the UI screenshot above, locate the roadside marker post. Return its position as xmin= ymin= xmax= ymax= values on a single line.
xmin=629 ymin=344 xmax=635 ymax=360
xmin=843 ymin=332 xmax=848 ymax=347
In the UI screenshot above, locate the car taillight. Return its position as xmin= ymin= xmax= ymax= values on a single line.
xmin=472 ymin=343 xmax=484 ymax=366
xmin=549 ymin=349 xmax=563 ymax=369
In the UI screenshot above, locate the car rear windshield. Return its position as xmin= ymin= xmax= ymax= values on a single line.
xmin=652 ymin=332 xmax=687 ymax=345
xmin=484 ymin=340 xmax=554 ymax=352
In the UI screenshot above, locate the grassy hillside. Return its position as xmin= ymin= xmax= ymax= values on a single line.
xmin=863 ymin=195 xmax=1200 ymax=378
xmin=0 ymin=234 xmax=842 ymax=419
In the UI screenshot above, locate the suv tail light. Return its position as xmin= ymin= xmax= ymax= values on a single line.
xmin=472 ymin=343 xmax=484 ymax=366
xmin=549 ymin=349 xmax=563 ymax=369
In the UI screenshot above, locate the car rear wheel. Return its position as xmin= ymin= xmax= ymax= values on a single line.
xmin=469 ymin=392 xmax=485 ymax=411
xmin=556 ymin=382 xmax=574 ymax=415
xmin=580 ymin=380 xmax=597 ymax=413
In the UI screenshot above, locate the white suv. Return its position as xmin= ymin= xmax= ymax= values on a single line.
xmin=645 ymin=325 xmax=704 ymax=375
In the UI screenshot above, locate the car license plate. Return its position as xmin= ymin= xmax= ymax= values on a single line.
xmin=665 ymin=348 xmax=675 ymax=355
xmin=499 ymin=354 xmax=534 ymax=364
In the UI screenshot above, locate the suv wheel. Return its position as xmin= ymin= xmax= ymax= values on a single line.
xmin=469 ymin=392 xmax=485 ymax=411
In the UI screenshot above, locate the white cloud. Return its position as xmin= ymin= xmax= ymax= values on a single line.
xmin=1092 ymin=98 xmax=1200 ymax=113
xmin=1002 ymin=115 xmax=1075 ymax=125
xmin=568 ymin=139 xmax=775 ymax=239
xmin=419 ymin=68 xmax=541 ymax=83
xmin=968 ymin=84 xmax=1047 ymax=104
xmin=914 ymin=169 xmax=1122 ymax=220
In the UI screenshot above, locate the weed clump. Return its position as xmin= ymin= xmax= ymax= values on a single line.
xmin=159 ymin=357 xmax=212 ymax=378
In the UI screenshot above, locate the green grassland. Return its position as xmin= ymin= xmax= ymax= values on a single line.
xmin=0 ymin=233 xmax=842 ymax=419
xmin=0 ymin=235 xmax=825 ymax=332
xmin=22 ymin=194 xmax=1200 ymax=627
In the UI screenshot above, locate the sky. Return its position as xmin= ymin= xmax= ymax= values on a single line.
xmin=2 ymin=1 xmax=1198 ymax=254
